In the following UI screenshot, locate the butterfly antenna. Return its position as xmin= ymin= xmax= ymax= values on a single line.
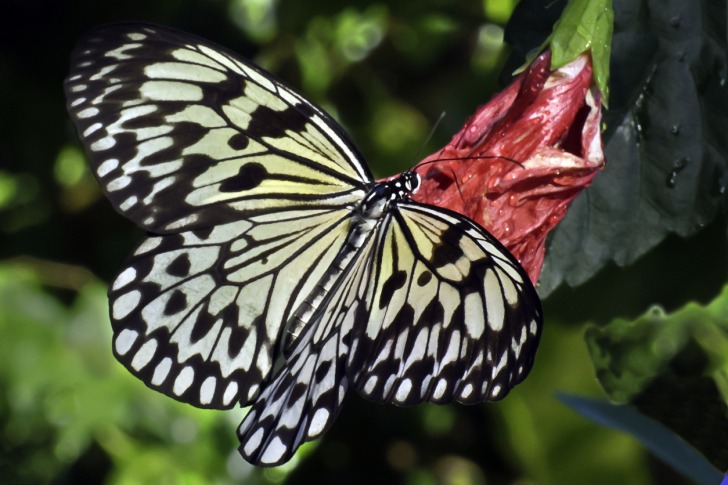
xmin=414 ymin=154 xmax=525 ymax=175
xmin=409 ymin=112 xmax=447 ymax=169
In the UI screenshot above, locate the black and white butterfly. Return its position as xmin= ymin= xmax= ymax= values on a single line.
xmin=64 ymin=23 xmax=542 ymax=466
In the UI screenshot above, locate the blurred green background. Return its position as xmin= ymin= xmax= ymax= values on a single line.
xmin=2 ymin=0 xmax=726 ymax=484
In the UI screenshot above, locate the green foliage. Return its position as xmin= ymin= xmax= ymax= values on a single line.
xmin=0 ymin=265 xmax=256 ymax=484
xmin=586 ymin=285 xmax=728 ymax=472
xmin=550 ymin=0 xmax=612 ymax=103
xmin=587 ymin=287 xmax=728 ymax=404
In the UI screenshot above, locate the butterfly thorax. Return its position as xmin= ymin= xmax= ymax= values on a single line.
xmin=359 ymin=171 xmax=420 ymax=220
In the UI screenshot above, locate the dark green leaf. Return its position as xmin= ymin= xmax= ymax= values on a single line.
xmin=538 ymin=0 xmax=728 ymax=295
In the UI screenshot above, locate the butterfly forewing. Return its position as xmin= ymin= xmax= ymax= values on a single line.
xmin=65 ymin=23 xmax=371 ymax=233
xmin=65 ymin=22 xmax=543 ymax=467
xmin=64 ymin=23 xmax=373 ymax=410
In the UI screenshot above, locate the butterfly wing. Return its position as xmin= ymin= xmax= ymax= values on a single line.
xmin=109 ymin=206 xmax=356 ymax=409
xmin=236 ymin=201 xmax=541 ymax=465
xmin=350 ymin=203 xmax=542 ymax=404
xmin=236 ymin=221 xmax=378 ymax=465
xmin=64 ymin=23 xmax=373 ymax=409
xmin=65 ymin=23 xmax=371 ymax=233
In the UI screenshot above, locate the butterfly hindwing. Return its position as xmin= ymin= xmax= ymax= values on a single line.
xmin=109 ymin=206 xmax=356 ymax=409
xmin=236 ymin=217 xmax=378 ymax=465
xmin=348 ymin=203 xmax=541 ymax=405
xmin=64 ymin=23 xmax=371 ymax=233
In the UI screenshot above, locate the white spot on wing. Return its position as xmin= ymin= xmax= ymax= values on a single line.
xmin=136 ymin=237 xmax=162 ymax=254
xmin=484 ymin=269 xmax=505 ymax=331
xmin=151 ymin=357 xmax=172 ymax=385
xmin=432 ymin=378 xmax=447 ymax=400
xmin=107 ymin=175 xmax=132 ymax=192
xmin=200 ymin=376 xmax=216 ymax=405
xmin=144 ymin=62 xmax=227 ymax=83
xmin=112 ymin=290 xmax=141 ymax=320
xmin=131 ymin=338 xmax=157 ymax=370
xmin=260 ymin=436 xmax=288 ymax=465
xmin=464 ymin=292 xmax=485 ymax=336
xmin=173 ymin=366 xmax=195 ymax=395
xmin=90 ymin=135 xmax=116 ymax=152
xmin=140 ymin=80 xmax=204 ymax=101
xmin=243 ymin=427 xmax=264 ymax=456
xmin=512 ymin=326 xmax=527 ymax=356
xmin=112 ymin=267 xmax=137 ymax=290
xmin=77 ymin=107 xmax=99 ymax=119
xmin=308 ymin=408 xmax=330 ymax=436
xmin=222 ymin=381 xmax=239 ymax=406
xmin=497 ymin=268 xmax=519 ymax=305
xmin=247 ymin=384 xmax=259 ymax=402
xmin=115 ymin=329 xmax=138 ymax=355
xmin=395 ymin=379 xmax=413 ymax=402
xmin=460 ymin=383 xmax=473 ymax=399
xmin=97 ymin=158 xmax=119 ymax=177
xmin=119 ymin=195 xmax=139 ymax=211
xmin=492 ymin=351 xmax=509 ymax=379
xmin=363 ymin=375 xmax=377 ymax=395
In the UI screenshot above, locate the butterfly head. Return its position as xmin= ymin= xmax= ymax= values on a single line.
xmin=384 ymin=170 xmax=420 ymax=201
xmin=398 ymin=170 xmax=420 ymax=195
xmin=359 ymin=171 xmax=420 ymax=220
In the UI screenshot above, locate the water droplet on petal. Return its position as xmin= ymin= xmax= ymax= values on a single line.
xmin=671 ymin=124 xmax=680 ymax=136
xmin=670 ymin=16 xmax=680 ymax=28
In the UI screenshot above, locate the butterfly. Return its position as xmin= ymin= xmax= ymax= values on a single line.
xmin=64 ymin=23 xmax=543 ymax=466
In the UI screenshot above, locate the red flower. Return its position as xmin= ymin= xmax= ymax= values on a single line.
xmin=410 ymin=51 xmax=604 ymax=283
